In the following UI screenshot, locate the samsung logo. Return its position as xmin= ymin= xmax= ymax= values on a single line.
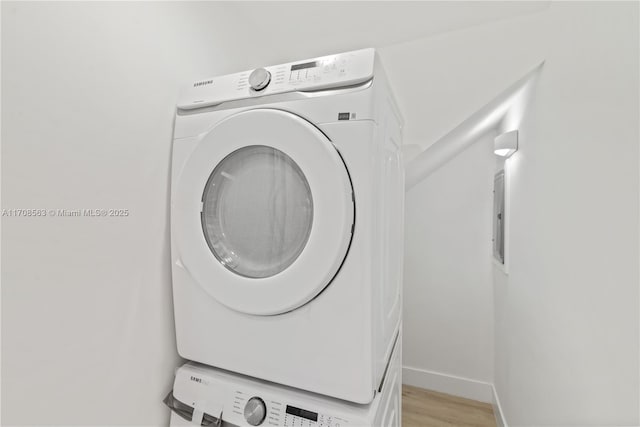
xmin=193 ymin=80 xmax=213 ymax=87
xmin=189 ymin=375 xmax=210 ymax=385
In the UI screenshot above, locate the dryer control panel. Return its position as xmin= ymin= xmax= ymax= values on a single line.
xmin=177 ymin=48 xmax=375 ymax=110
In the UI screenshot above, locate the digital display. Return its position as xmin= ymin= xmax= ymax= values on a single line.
xmin=291 ymin=61 xmax=318 ymax=71
xmin=286 ymin=405 xmax=318 ymax=422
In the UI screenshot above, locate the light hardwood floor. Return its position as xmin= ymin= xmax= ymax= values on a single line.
xmin=402 ymin=385 xmax=497 ymax=427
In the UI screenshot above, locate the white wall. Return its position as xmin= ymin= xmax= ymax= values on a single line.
xmin=0 ymin=2 xmax=248 ymax=425
xmin=399 ymin=4 xmax=638 ymax=424
xmin=389 ymin=6 xmax=547 ymax=402
xmin=394 ymin=2 xmax=639 ymax=423
xmin=403 ymin=133 xmax=496 ymax=401
xmin=494 ymin=3 xmax=639 ymax=425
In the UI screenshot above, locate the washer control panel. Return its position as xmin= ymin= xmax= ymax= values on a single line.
xmin=177 ymin=48 xmax=375 ymax=110
xmin=231 ymin=390 xmax=350 ymax=427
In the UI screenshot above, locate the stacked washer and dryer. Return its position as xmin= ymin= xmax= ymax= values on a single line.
xmin=166 ymin=49 xmax=404 ymax=426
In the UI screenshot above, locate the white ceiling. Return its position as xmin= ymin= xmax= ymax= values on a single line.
xmin=207 ymin=2 xmax=548 ymax=65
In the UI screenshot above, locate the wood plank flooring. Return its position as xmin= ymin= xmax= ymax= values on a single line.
xmin=402 ymin=385 xmax=497 ymax=427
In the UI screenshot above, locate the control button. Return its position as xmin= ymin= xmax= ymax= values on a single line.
xmin=249 ymin=68 xmax=271 ymax=91
xmin=244 ymin=397 xmax=267 ymax=426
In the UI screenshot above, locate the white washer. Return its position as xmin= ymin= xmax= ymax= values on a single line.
xmin=165 ymin=337 xmax=402 ymax=427
xmin=171 ymin=48 xmax=404 ymax=404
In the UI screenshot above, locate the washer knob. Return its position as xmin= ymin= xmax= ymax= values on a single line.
xmin=249 ymin=68 xmax=271 ymax=91
xmin=244 ymin=397 xmax=267 ymax=426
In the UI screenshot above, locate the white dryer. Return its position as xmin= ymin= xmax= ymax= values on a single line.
xmin=171 ymin=49 xmax=404 ymax=404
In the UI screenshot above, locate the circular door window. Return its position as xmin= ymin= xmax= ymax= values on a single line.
xmin=173 ymin=108 xmax=354 ymax=315
xmin=201 ymin=145 xmax=314 ymax=278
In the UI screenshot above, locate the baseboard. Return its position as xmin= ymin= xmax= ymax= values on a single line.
xmin=402 ymin=365 xmax=493 ymax=403
xmin=492 ymin=385 xmax=508 ymax=427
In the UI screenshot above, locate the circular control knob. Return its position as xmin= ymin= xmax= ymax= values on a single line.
xmin=244 ymin=397 xmax=267 ymax=426
xmin=249 ymin=68 xmax=271 ymax=91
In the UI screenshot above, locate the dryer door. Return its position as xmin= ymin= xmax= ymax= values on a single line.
xmin=173 ymin=109 xmax=354 ymax=315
